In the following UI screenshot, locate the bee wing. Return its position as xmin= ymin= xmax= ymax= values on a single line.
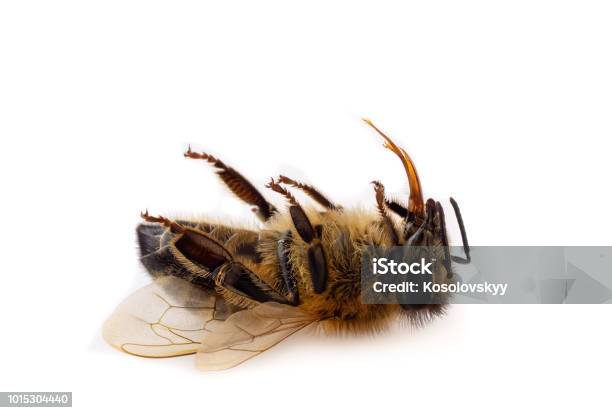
xmin=196 ymin=302 xmax=315 ymax=371
xmin=103 ymin=276 xmax=238 ymax=358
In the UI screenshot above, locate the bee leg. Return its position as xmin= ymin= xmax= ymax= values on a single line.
xmin=406 ymin=200 xmax=455 ymax=278
xmin=276 ymin=175 xmax=341 ymax=210
xmin=216 ymin=262 xmax=290 ymax=305
xmin=406 ymin=200 xmax=436 ymax=246
xmin=385 ymin=199 xmax=409 ymax=219
xmin=141 ymin=210 xmax=185 ymax=233
xmin=371 ymin=181 xmax=400 ymax=245
xmin=277 ymin=231 xmax=300 ymax=305
xmin=140 ymin=211 xmax=289 ymax=304
xmin=136 ymin=221 xmax=214 ymax=285
xmin=139 ymin=211 xmax=215 ymax=287
xmin=266 ymin=179 xmax=328 ymax=294
xmin=184 ymin=147 xmax=277 ymax=222
xmin=401 ymin=201 xmax=438 ymax=310
xmin=449 ymin=197 xmax=471 ymax=264
xmin=384 ymin=198 xmax=420 ymax=241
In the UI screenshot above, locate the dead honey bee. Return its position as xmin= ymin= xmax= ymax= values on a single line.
xmin=103 ymin=119 xmax=470 ymax=370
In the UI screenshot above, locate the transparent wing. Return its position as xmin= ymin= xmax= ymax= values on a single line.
xmin=196 ymin=302 xmax=315 ymax=371
xmin=103 ymin=276 xmax=238 ymax=358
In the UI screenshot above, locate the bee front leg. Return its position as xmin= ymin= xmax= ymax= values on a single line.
xmin=266 ymin=179 xmax=328 ymax=294
xmin=371 ymin=181 xmax=400 ymax=245
xmin=385 ymin=199 xmax=409 ymax=219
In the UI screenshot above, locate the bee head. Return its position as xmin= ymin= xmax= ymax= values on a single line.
xmin=362 ymin=120 xmax=471 ymax=325
xmin=363 ymin=118 xmax=470 ymax=282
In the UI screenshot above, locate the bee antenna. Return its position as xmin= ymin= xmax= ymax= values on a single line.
xmin=449 ymin=197 xmax=471 ymax=264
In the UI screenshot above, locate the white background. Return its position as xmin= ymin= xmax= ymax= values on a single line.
xmin=1 ymin=1 xmax=611 ymax=412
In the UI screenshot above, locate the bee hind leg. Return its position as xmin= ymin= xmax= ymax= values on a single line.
xmin=139 ymin=211 xmax=289 ymax=304
xmin=141 ymin=210 xmax=185 ymax=233
xmin=266 ymin=179 xmax=328 ymax=294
